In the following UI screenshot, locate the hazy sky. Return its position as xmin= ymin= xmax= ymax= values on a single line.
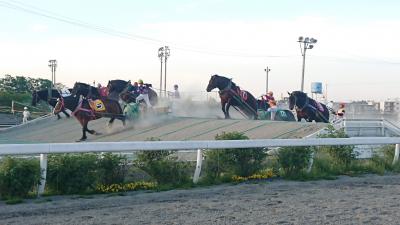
xmin=0 ymin=0 xmax=399 ymax=101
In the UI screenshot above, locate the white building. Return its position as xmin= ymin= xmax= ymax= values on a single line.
xmin=380 ymin=99 xmax=400 ymax=113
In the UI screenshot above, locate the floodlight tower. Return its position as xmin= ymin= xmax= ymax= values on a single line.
xmin=264 ymin=67 xmax=271 ymax=94
xmin=298 ymin=36 xmax=317 ymax=92
xmin=158 ymin=47 xmax=164 ymax=96
xmin=164 ymin=46 xmax=170 ymax=97
xmin=48 ymin=59 xmax=57 ymax=98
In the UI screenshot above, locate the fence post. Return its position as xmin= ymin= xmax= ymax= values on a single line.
xmin=11 ymin=100 xmax=14 ymax=114
xmin=193 ymin=149 xmax=203 ymax=183
xmin=38 ymin=154 xmax=48 ymax=196
xmin=393 ymin=144 xmax=400 ymax=165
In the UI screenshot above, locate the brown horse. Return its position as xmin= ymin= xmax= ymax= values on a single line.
xmin=206 ymin=74 xmax=258 ymax=119
xmin=54 ymin=95 xmax=125 ymax=141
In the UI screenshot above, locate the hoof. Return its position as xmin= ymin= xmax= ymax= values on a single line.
xmin=94 ymin=132 xmax=102 ymax=136
xmin=76 ymin=138 xmax=86 ymax=142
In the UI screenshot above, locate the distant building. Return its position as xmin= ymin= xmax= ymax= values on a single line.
xmin=380 ymin=99 xmax=400 ymax=113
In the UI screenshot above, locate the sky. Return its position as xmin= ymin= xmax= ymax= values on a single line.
xmin=0 ymin=0 xmax=399 ymax=102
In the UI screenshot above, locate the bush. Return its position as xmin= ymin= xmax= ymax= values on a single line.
xmin=135 ymin=137 xmax=192 ymax=186
xmin=46 ymin=154 xmax=97 ymax=194
xmin=0 ymin=157 xmax=40 ymax=198
xmin=318 ymin=125 xmax=355 ymax=168
xmin=97 ymin=153 xmax=128 ymax=185
xmin=203 ymin=132 xmax=267 ymax=182
xmin=278 ymin=146 xmax=312 ymax=178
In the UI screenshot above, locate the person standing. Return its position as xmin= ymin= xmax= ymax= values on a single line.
xmin=22 ymin=107 xmax=30 ymax=124
xmin=173 ymin=84 xmax=180 ymax=99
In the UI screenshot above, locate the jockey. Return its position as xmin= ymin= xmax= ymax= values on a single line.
xmin=336 ymin=103 xmax=345 ymax=118
xmin=267 ymin=100 xmax=278 ymax=120
xmin=263 ymin=91 xmax=275 ymax=102
xmin=97 ymin=83 xmax=109 ymax=97
xmin=136 ymin=79 xmax=152 ymax=108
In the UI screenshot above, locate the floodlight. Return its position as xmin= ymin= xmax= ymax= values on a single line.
xmin=309 ymin=45 xmax=314 ymax=49
xmin=304 ymin=37 xmax=309 ymax=42
xmin=298 ymin=36 xmax=304 ymax=42
xmin=312 ymin=39 xmax=318 ymax=44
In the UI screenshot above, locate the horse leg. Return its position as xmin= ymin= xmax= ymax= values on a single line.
xmin=108 ymin=117 xmax=115 ymax=127
xmin=221 ymin=102 xmax=227 ymax=118
xmin=225 ymin=101 xmax=231 ymax=119
xmin=62 ymin=109 xmax=70 ymax=118
xmin=80 ymin=120 xmax=88 ymax=141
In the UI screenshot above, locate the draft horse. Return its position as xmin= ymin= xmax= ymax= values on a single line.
xmin=206 ymin=74 xmax=258 ymax=119
xmin=110 ymin=80 xmax=158 ymax=106
xmin=54 ymin=95 xmax=126 ymax=141
xmin=31 ymin=89 xmax=70 ymax=119
xmin=71 ymin=82 xmax=101 ymax=99
xmin=288 ymin=91 xmax=329 ymax=123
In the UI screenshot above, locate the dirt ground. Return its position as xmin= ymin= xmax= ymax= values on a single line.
xmin=1 ymin=174 xmax=400 ymax=225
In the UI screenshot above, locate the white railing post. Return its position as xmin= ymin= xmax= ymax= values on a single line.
xmin=38 ymin=154 xmax=48 ymax=196
xmin=393 ymin=144 xmax=400 ymax=165
xmin=193 ymin=149 xmax=203 ymax=183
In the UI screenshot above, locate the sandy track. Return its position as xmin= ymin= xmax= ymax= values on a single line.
xmin=1 ymin=175 xmax=400 ymax=225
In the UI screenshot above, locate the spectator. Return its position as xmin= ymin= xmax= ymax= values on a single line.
xmin=22 ymin=107 xmax=30 ymax=124
xmin=173 ymin=84 xmax=180 ymax=99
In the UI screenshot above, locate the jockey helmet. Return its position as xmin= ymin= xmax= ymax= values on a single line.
xmin=267 ymin=91 xmax=273 ymax=95
xmin=174 ymin=84 xmax=178 ymax=88
xmin=24 ymin=107 xmax=28 ymax=110
xmin=133 ymin=82 xmax=138 ymax=86
xmin=138 ymin=79 xmax=143 ymax=84
xmin=340 ymin=103 xmax=345 ymax=107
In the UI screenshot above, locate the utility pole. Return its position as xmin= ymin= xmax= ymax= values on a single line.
xmin=158 ymin=47 xmax=164 ymax=97
xmin=48 ymin=59 xmax=57 ymax=99
xmin=264 ymin=67 xmax=271 ymax=93
xmin=298 ymin=36 xmax=317 ymax=92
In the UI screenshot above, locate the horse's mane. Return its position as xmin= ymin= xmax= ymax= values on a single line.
xmin=292 ymin=91 xmax=307 ymax=98
xmin=214 ymin=74 xmax=237 ymax=88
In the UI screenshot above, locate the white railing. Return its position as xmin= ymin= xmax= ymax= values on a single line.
xmin=0 ymin=138 xmax=399 ymax=195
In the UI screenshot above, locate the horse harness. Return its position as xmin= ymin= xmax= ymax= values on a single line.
xmin=293 ymin=94 xmax=328 ymax=122
xmin=218 ymin=79 xmax=257 ymax=116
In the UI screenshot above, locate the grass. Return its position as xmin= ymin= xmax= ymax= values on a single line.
xmin=5 ymin=198 xmax=24 ymax=205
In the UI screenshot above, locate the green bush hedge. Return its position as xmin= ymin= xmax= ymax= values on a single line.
xmin=203 ymin=132 xmax=267 ymax=182
xmin=46 ymin=154 xmax=98 ymax=194
xmin=278 ymin=146 xmax=312 ymax=178
xmin=0 ymin=157 xmax=40 ymax=198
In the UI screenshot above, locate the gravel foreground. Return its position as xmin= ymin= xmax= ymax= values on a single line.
xmin=1 ymin=175 xmax=400 ymax=225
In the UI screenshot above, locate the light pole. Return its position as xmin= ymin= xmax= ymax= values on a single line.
xmin=158 ymin=47 xmax=164 ymax=97
xmin=48 ymin=59 xmax=57 ymax=98
xmin=264 ymin=67 xmax=271 ymax=94
xmin=298 ymin=36 xmax=317 ymax=92
xmin=164 ymin=46 xmax=170 ymax=97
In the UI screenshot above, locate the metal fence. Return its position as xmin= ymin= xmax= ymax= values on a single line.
xmin=1 ymin=137 xmax=399 ymax=195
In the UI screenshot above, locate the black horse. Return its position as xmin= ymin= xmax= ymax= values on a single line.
xmin=107 ymin=79 xmax=130 ymax=93
xmin=71 ymin=82 xmax=101 ymax=99
xmin=206 ymin=74 xmax=258 ymax=119
xmin=288 ymin=91 xmax=329 ymax=123
xmin=54 ymin=95 xmax=125 ymax=141
xmin=109 ymin=79 xmax=158 ymax=106
xmin=31 ymin=89 xmax=70 ymax=119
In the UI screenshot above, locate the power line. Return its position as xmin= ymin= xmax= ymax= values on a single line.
xmin=0 ymin=0 xmax=294 ymax=58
